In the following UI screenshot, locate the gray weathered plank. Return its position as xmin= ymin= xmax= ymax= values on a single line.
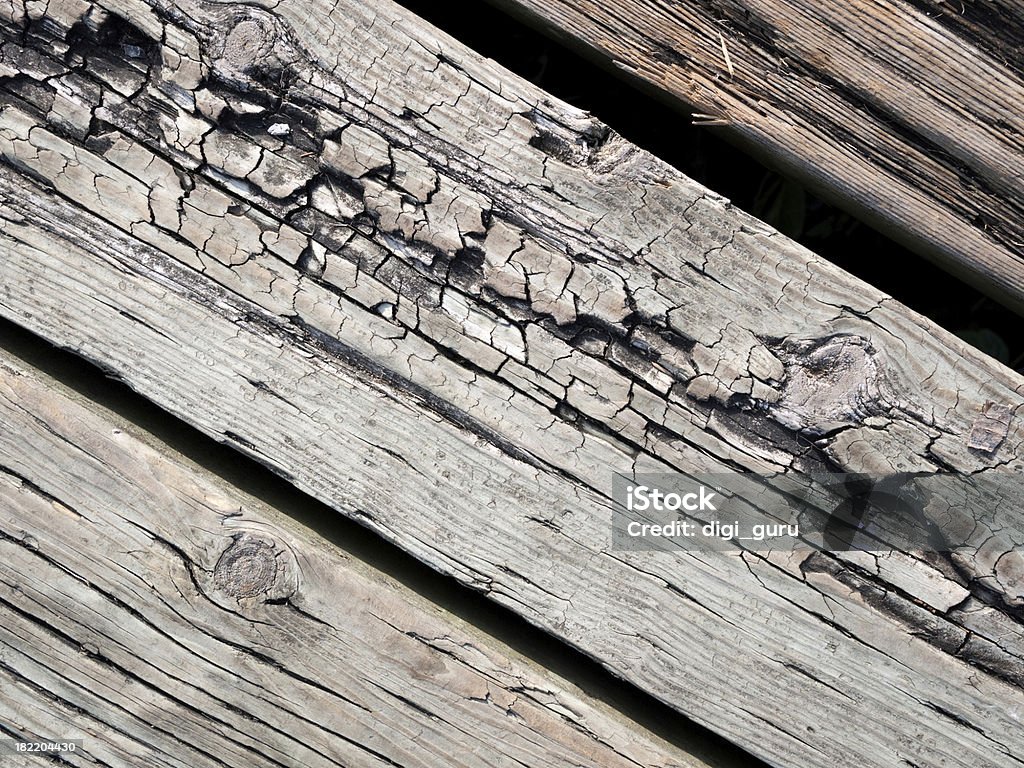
xmin=0 ymin=346 xmax=714 ymax=768
xmin=488 ymin=0 xmax=1024 ymax=313
xmin=1 ymin=0 xmax=1023 ymax=766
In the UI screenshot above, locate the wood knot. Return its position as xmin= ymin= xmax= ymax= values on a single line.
xmin=526 ymin=107 xmax=614 ymax=168
xmin=214 ymin=535 xmax=279 ymax=599
xmin=770 ymin=335 xmax=886 ymax=435
xmin=222 ymin=17 xmax=273 ymax=70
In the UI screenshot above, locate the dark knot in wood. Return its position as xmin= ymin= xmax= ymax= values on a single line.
xmin=214 ymin=536 xmax=278 ymax=598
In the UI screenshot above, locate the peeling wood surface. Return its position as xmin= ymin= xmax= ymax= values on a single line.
xmin=487 ymin=0 xmax=1024 ymax=313
xmin=1 ymin=0 xmax=1024 ymax=767
xmin=0 ymin=347 xmax=713 ymax=768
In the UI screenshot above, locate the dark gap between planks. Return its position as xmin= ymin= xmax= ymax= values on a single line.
xmin=0 ymin=318 xmax=770 ymax=768
xmin=392 ymin=0 xmax=1023 ymax=371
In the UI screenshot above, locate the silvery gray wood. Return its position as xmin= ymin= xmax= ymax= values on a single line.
xmin=0 ymin=347 xmax=714 ymax=768
xmin=488 ymin=0 xmax=1024 ymax=313
xmin=1 ymin=0 xmax=1023 ymax=766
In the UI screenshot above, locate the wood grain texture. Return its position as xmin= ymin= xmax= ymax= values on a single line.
xmin=0 ymin=346 xmax=713 ymax=768
xmin=1 ymin=0 xmax=1023 ymax=766
xmin=486 ymin=0 xmax=1024 ymax=313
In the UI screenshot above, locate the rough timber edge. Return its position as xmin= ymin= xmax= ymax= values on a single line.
xmin=484 ymin=0 xmax=1024 ymax=315
xmin=0 ymin=340 xmax=725 ymax=768
xmin=0 ymin=0 xmax=1019 ymax=765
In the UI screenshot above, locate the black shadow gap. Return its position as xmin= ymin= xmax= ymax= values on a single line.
xmin=391 ymin=0 xmax=1023 ymax=369
xmin=0 ymin=317 xmax=767 ymax=768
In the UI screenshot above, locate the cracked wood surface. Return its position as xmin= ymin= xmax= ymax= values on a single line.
xmin=487 ymin=0 xmax=1024 ymax=314
xmin=0 ymin=346 xmax=715 ymax=768
xmin=1 ymin=0 xmax=1024 ymax=766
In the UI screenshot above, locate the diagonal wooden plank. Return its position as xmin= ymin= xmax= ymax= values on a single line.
xmin=482 ymin=0 xmax=1024 ymax=313
xmin=1 ymin=0 xmax=1023 ymax=766
xmin=0 ymin=345 xmax=719 ymax=768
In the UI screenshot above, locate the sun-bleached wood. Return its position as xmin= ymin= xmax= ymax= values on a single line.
xmin=490 ymin=0 xmax=1024 ymax=313
xmin=0 ymin=347 xmax=717 ymax=768
xmin=1 ymin=0 xmax=1023 ymax=766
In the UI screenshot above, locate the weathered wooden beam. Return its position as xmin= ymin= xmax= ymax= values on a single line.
xmin=484 ymin=0 xmax=1024 ymax=313
xmin=0 ymin=345 xmax=717 ymax=768
xmin=1 ymin=0 xmax=1023 ymax=767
